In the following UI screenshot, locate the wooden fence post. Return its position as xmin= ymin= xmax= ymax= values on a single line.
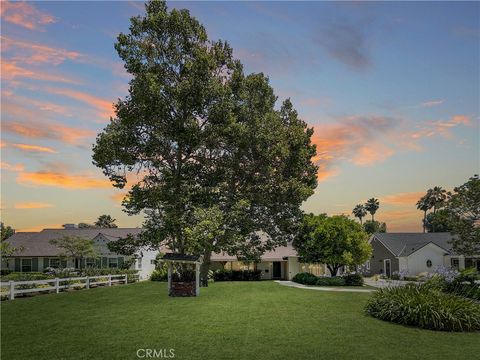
xmin=86 ymin=276 xmax=90 ymax=289
xmin=195 ymin=263 xmax=200 ymax=296
xmin=55 ymin=278 xmax=60 ymax=293
xmin=9 ymin=280 xmax=14 ymax=300
xmin=108 ymin=274 xmax=112 ymax=286
xmin=124 ymin=274 xmax=128 ymax=284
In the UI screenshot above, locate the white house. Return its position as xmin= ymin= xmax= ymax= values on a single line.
xmin=2 ymin=226 xmax=157 ymax=280
xmin=366 ymin=232 xmax=480 ymax=277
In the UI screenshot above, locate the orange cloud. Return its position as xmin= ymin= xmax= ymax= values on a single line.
xmin=0 ymin=161 xmax=25 ymax=172
xmin=410 ymin=115 xmax=471 ymax=140
xmin=17 ymin=171 xmax=111 ymax=189
xmin=3 ymin=120 xmax=94 ymax=145
xmin=12 ymin=143 xmax=57 ymax=153
xmin=2 ymin=36 xmax=82 ymax=65
xmin=45 ymin=87 xmax=114 ymax=119
xmin=1 ymin=61 xmax=77 ymax=84
xmin=380 ymin=192 xmax=425 ymax=206
xmin=352 ymin=144 xmax=395 ymax=166
xmin=14 ymin=202 xmax=54 ymax=209
xmin=0 ymin=1 xmax=56 ymax=31
xmin=110 ymin=191 xmax=129 ymax=202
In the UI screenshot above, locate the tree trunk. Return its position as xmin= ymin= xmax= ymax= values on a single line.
xmin=327 ymin=264 xmax=340 ymax=276
xmin=360 ymin=217 xmax=363 ymax=225
xmin=200 ymin=249 xmax=211 ymax=287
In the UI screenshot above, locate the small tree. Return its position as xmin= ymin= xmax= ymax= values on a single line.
xmin=49 ymin=236 xmax=99 ymax=271
xmin=0 ymin=223 xmax=21 ymax=257
xmin=293 ymin=214 xmax=372 ymax=276
xmin=363 ymin=220 xmax=387 ymax=235
xmin=95 ymin=215 xmax=118 ymax=228
xmin=424 ymin=209 xmax=453 ymax=233
xmin=416 ymin=195 xmax=431 ymax=233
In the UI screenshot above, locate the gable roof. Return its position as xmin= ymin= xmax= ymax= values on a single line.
xmin=372 ymin=233 xmax=456 ymax=257
xmin=5 ymin=228 xmax=142 ymax=257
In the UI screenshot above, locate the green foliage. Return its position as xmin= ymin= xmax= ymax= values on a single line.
xmin=92 ymin=0 xmax=318 ymax=270
xmin=365 ymin=283 xmax=480 ymax=332
xmin=352 ymin=204 xmax=367 ymax=224
xmin=213 ymin=270 xmax=261 ymax=281
xmin=94 ymin=215 xmax=118 ymax=228
xmin=1 ymin=223 xmax=21 ymax=257
xmin=292 ymin=272 xmax=318 ymax=285
xmin=316 ymin=277 xmax=346 ymax=286
xmin=425 ymin=209 xmax=453 ymax=233
xmin=363 ymin=220 xmax=387 ymax=235
xmin=343 ymin=273 xmax=364 ymax=286
xmin=49 ymin=236 xmax=99 ymax=270
xmin=1 ymin=272 xmax=54 ymax=281
xmin=150 ymin=269 xmax=168 ymax=282
xmin=1 ymin=223 xmax=14 ymax=241
xmin=365 ymin=198 xmax=380 ymax=221
xmin=293 ymin=214 xmax=371 ymax=276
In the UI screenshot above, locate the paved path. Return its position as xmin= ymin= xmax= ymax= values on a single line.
xmin=364 ymin=279 xmax=420 ymax=289
xmin=275 ymin=280 xmax=374 ymax=293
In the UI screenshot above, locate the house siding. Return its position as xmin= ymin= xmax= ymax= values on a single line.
xmin=368 ymin=237 xmax=399 ymax=276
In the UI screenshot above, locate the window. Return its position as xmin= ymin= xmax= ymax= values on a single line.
xmin=21 ymin=258 xmax=32 ymax=272
xmin=451 ymin=258 xmax=460 ymax=269
xmin=366 ymin=261 xmax=370 ymax=270
xmin=108 ymin=258 xmax=118 ymax=268
xmin=137 ymin=258 xmax=142 ymax=269
xmin=86 ymin=258 xmax=96 ymax=268
xmin=49 ymin=258 xmax=61 ymax=268
xmin=426 ymin=260 xmax=432 ymax=268
xmin=150 ymin=259 xmax=156 ymax=265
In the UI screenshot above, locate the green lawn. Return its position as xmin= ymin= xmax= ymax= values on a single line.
xmin=1 ymin=281 xmax=479 ymax=360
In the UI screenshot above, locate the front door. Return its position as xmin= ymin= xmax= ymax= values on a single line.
xmin=384 ymin=259 xmax=391 ymax=278
xmin=272 ymin=262 xmax=282 ymax=279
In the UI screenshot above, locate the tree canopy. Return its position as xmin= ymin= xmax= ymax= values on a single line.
xmin=293 ymin=214 xmax=371 ymax=276
xmin=92 ymin=1 xmax=318 ymax=279
xmin=49 ymin=236 xmax=98 ymax=270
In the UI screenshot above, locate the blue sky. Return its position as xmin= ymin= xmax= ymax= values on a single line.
xmin=1 ymin=1 xmax=478 ymax=232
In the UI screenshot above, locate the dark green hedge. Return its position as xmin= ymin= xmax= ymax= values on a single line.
xmin=213 ymin=270 xmax=261 ymax=281
xmin=293 ymin=272 xmax=364 ymax=287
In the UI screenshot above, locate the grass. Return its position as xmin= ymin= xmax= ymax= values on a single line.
xmin=2 ymin=281 xmax=479 ymax=360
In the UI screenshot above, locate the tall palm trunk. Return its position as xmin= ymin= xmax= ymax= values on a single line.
xmin=423 ymin=210 xmax=427 ymax=233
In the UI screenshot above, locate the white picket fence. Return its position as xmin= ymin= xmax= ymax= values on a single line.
xmin=0 ymin=274 xmax=139 ymax=300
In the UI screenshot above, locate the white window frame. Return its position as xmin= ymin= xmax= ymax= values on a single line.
xmin=21 ymin=258 xmax=32 ymax=272
xmin=451 ymin=258 xmax=459 ymax=269
xmin=49 ymin=258 xmax=61 ymax=268
xmin=384 ymin=259 xmax=391 ymax=278
xmin=108 ymin=257 xmax=118 ymax=268
xmin=86 ymin=258 xmax=96 ymax=268
xmin=137 ymin=257 xmax=143 ymax=269
xmin=365 ymin=260 xmax=370 ymax=270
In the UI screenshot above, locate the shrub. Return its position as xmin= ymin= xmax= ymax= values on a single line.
xmin=365 ymin=283 xmax=480 ymax=332
xmin=316 ymin=276 xmax=345 ymax=286
xmin=150 ymin=269 xmax=167 ymax=282
xmin=0 ymin=270 xmax=12 ymax=276
xmin=213 ymin=270 xmax=261 ymax=281
xmin=404 ymin=276 xmax=418 ymax=282
xmin=1 ymin=272 xmax=54 ymax=281
xmin=343 ymin=273 xmax=364 ymax=286
xmin=292 ymin=272 xmax=318 ymax=285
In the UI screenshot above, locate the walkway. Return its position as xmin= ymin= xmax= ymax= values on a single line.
xmin=275 ymin=280 xmax=374 ymax=293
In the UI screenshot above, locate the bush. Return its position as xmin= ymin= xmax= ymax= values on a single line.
xmin=292 ymin=272 xmax=318 ymax=285
xmin=316 ymin=276 xmax=345 ymax=286
xmin=342 ymin=273 xmax=364 ymax=286
xmin=1 ymin=272 xmax=54 ymax=281
xmin=150 ymin=269 xmax=167 ymax=282
xmin=0 ymin=270 xmax=12 ymax=276
xmin=365 ymin=283 xmax=480 ymax=332
xmin=213 ymin=270 xmax=261 ymax=281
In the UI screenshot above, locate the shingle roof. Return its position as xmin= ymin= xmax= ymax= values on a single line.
xmin=210 ymin=243 xmax=297 ymax=261
xmin=5 ymin=228 xmax=142 ymax=257
xmin=372 ymin=233 xmax=456 ymax=257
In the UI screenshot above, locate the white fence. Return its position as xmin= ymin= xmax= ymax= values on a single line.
xmin=0 ymin=274 xmax=139 ymax=300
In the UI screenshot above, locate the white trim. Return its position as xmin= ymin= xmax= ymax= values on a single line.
xmin=383 ymin=259 xmax=391 ymax=277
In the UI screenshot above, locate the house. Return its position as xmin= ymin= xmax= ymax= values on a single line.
xmin=1 ymin=226 xmax=157 ymax=280
xmin=210 ymin=242 xmax=340 ymax=280
xmin=2 ymin=226 xmax=340 ymax=281
xmin=366 ymin=232 xmax=480 ymax=277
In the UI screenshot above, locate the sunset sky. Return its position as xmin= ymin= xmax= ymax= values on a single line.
xmin=1 ymin=1 xmax=479 ymax=232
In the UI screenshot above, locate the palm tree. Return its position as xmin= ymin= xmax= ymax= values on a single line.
xmin=352 ymin=204 xmax=367 ymax=224
xmin=424 ymin=186 xmax=448 ymax=232
xmin=416 ymin=194 xmax=431 ymax=233
xmin=365 ymin=198 xmax=380 ymax=222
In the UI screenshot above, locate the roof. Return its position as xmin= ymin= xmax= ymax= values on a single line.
xmin=211 ymin=242 xmax=297 ymax=262
xmin=5 ymin=228 xmax=142 ymax=257
xmin=371 ymin=233 xmax=457 ymax=257
xmin=161 ymin=253 xmax=201 ymax=263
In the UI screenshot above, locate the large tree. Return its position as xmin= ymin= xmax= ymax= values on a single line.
xmin=49 ymin=236 xmax=98 ymax=271
xmin=424 ymin=209 xmax=453 ymax=233
xmin=0 ymin=223 xmax=20 ymax=257
xmin=363 ymin=220 xmax=387 ymax=235
xmin=416 ymin=194 xmax=431 ymax=233
xmin=293 ymin=214 xmax=371 ymax=276
xmin=448 ymin=175 xmax=480 ymax=255
xmin=92 ymin=1 xmax=318 ymax=283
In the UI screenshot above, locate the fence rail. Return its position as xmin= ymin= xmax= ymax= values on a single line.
xmin=0 ymin=274 xmax=139 ymax=300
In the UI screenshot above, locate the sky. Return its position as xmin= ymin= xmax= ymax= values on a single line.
xmin=1 ymin=1 xmax=479 ymax=233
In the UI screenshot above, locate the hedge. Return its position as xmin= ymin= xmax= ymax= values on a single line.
xmin=213 ymin=270 xmax=261 ymax=281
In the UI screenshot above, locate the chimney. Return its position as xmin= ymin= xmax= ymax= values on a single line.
xmin=63 ymin=224 xmax=78 ymax=229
